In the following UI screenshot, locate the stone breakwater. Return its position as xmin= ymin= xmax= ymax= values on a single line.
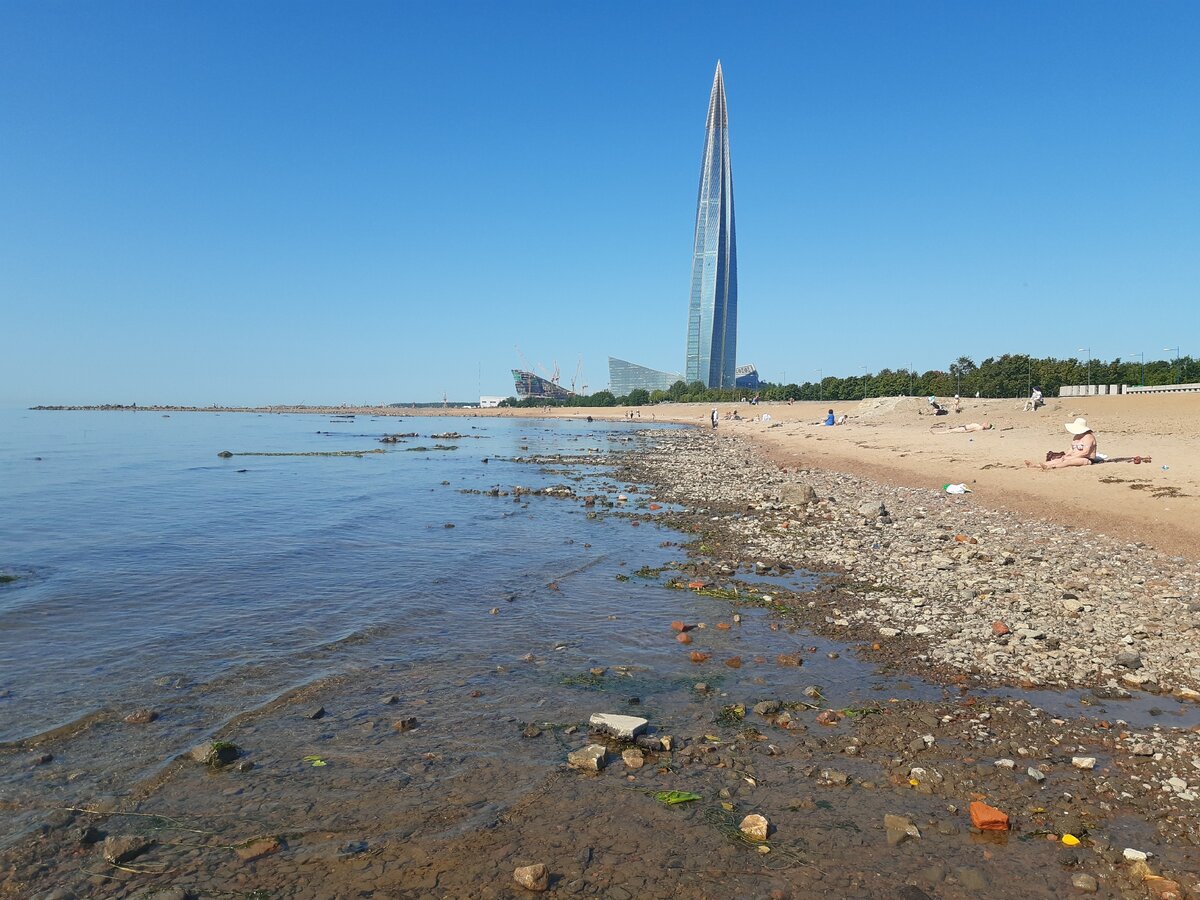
xmin=624 ymin=429 xmax=1200 ymax=696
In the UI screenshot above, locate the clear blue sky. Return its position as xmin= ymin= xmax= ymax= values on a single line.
xmin=2 ymin=1 xmax=1196 ymax=405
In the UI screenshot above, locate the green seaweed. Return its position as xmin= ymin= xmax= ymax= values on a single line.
xmin=560 ymin=672 xmax=607 ymax=689
xmin=715 ymin=704 xmax=746 ymax=726
xmin=0 ymin=574 xmax=17 ymax=585
xmin=634 ymin=564 xmax=667 ymax=579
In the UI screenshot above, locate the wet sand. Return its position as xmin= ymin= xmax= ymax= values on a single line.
xmin=3 ymin=423 xmax=1198 ymax=898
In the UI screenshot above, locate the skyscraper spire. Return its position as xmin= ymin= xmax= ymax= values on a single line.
xmin=685 ymin=62 xmax=738 ymax=388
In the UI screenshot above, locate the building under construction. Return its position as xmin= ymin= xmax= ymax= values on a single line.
xmin=512 ymin=369 xmax=574 ymax=401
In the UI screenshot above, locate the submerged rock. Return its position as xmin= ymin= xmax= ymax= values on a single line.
xmin=235 ymin=836 xmax=283 ymax=863
xmin=187 ymin=741 xmax=240 ymax=767
xmin=739 ymin=814 xmax=770 ymax=841
xmin=102 ymin=834 xmax=155 ymax=865
xmin=513 ymin=863 xmax=550 ymax=892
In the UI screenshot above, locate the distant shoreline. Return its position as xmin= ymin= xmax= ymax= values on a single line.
xmin=30 ymin=404 xmax=432 ymax=414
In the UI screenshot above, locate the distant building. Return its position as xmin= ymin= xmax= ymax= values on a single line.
xmin=734 ymin=364 xmax=759 ymax=390
xmin=512 ymin=370 xmax=573 ymax=401
xmin=479 ymin=396 xmax=505 ymax=408
xmin=608 ymin=357 xmax=683 ymax=396
xmin=685 ymin=62 xmax=738 ymax=389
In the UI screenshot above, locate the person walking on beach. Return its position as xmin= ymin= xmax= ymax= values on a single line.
xmin=711 ymin=408 xmax=719 ymax=429
xmin=1025 ymin=417 xmax=1097 ymax=469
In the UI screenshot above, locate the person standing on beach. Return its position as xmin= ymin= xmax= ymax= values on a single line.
xmin=711 ymin=408 xmax=719 ymax=429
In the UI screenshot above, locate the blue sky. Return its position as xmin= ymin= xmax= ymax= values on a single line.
xmin=2 ymin=1 xmax=1196 ymax=404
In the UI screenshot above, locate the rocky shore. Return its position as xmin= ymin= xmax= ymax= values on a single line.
xmin=623 ymin=428 xmax=1200 ymax=696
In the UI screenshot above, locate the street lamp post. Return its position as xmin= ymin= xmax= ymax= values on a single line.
xmin=1164 ymin=347 xmax=1181 ymax=383
xmin=908 ymin=363 xmax=914 ymax=396
xmin=1077 ymin=347 xmax=1091 ymax=392
xmin=816 ymin=369 xmax=822 ymax=402
xmin=1130 ymin=351 xmax=1144 ymax=386
xmin=861 ymin=366 xmax=868 ymax=400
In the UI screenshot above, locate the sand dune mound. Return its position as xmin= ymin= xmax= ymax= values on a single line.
xmin=853 ymin=396 xmax=922 ymax=417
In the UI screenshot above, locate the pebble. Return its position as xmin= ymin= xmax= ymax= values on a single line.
xmin=567 ymin=744 xmax=607 ymax=772
xmin=513 ymin=863 xmax=549 ymax=892
xmin=1072 ymin=757 xmax=1097 ymax=770
xmin=883 ymin=813 xmax=920 ymax=846
xmin=1070 ymin=874 xmax=1098 ymax=893
xmin=122 ymin=708 xmax=159 ymax=725
xmin=739 ymin=814 xmax=770 ymax=841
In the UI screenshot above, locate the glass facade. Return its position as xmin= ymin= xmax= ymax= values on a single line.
xmin=685 ymin=62 xmax=738 ymax=389
xmin=608 ymin=357 xmax=683 ymax=396
xmin=734 ymin=364 xmax=759 ymax=390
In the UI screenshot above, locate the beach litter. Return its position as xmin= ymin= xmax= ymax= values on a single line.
xmin=653 ymin=790 xmax=701 ymax=806
xmin=968 ymin=800 xmax=1010 ymax=831
xmin=943 ymin=483 xmax=972 ymax=494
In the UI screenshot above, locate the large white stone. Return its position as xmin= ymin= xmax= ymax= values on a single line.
xmin=589 ymin=713 xmax=648 ymax=739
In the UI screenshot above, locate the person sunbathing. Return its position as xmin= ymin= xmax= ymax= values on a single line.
xmin=1025 ymin=418 xmax=1097 ymax=469
xmin=932 ymin=421 xmax=991 ymax=433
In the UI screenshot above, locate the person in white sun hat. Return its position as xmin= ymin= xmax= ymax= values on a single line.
xmin=1025 ymin=417 xmax=1098 ymax=470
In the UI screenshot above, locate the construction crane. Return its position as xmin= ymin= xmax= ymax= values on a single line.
xmin=570 ymin=357 xmax=584 ymax=394
xmin=514 ymin=345 xmax=532 ymax=374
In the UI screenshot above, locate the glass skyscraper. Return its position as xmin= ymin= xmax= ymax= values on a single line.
xmin=685 ymin=61 xmax=738 ymax=389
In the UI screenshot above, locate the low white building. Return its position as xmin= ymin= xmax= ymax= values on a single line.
xmin=479 ymin=396 xmax=505 ymax=408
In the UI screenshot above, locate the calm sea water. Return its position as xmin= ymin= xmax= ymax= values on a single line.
xmin=0 ymin=409 xmax=689 ymax=745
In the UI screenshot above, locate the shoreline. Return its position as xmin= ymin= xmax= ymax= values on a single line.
xmin=4 ymin=410 xmax=1198 ymax=897
xmin=30 ymin=394 xmax=1200 ymax=559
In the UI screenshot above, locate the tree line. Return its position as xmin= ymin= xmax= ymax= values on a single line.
xmin=499 ymin=352 xmax=1195 ymax=408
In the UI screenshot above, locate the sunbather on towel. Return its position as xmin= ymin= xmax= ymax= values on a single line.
xmin=933 ymin=421 xmax=991 ymax=433
xmin=1026 ymin=418 xmax=1097 ymax=469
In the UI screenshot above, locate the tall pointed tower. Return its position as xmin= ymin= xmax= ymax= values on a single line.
xmin=685 ymin=61 xmax=738 ymax=389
